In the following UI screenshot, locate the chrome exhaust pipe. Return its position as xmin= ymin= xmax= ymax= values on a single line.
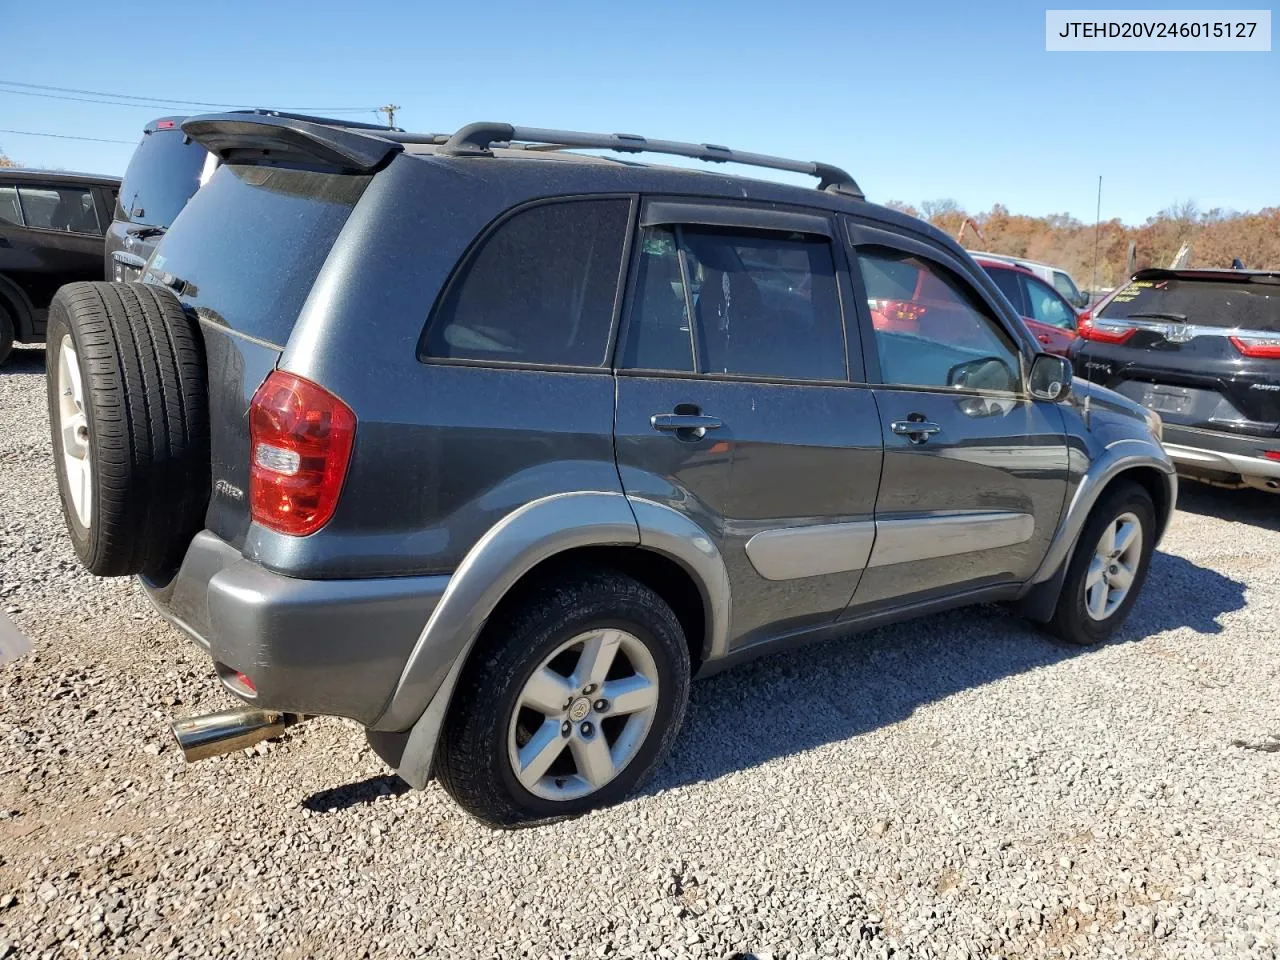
xmin=171 ymin=709 xmax=308 ymax=763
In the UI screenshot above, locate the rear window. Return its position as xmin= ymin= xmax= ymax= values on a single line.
xmin=144 ymin=164 xmax=369 ymax=347
xmin=117 ymin=128 xmax=211 ymax=228
xmin=1099 ymin=275 xmax=1280 ymax=331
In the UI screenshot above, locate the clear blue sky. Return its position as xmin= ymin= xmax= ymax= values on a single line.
xmin=2 ymin=0 xmax=1275 ymax=224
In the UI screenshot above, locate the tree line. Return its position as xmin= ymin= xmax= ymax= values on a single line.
xmin=885 ymin=199 xmax=1279 ymax=291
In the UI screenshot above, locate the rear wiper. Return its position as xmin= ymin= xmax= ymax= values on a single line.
xmin=1125 ymin=312 xmax=1188 ymax=322
xmin=128 ymin=225 xmax=167 ymax=240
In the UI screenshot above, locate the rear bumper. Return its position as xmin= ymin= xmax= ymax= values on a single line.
xmin=140 ymin=531 xmax=450 ymax=726
xmin=1162 ymin=424 xmax=1280 ymax=488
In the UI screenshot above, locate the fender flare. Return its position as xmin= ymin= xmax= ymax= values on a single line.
xmin=367 ymin=492 xmax=732 ymax=788
xmin=1017 ymin=438 xmax=1177 ymax=621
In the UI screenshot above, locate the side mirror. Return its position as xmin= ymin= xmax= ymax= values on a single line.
xmin=947 ymin=356 xmax=1017 ymax=393
xmin=1029 ymin=353 xmax=1072 ymax=402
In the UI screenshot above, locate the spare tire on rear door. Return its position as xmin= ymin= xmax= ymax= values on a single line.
xmin=46 ymin=281 xmax=210 ymax=577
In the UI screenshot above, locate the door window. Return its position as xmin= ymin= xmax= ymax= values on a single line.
xmin=983 ymin=265 xmax=1026 ymax=314
xmin=1022 ymin=275 xmax=1077 ymax=331
xmin=621 ymin=222 xmax=847 ymax=381
xmin=16 ymin=186 xmax=101 ymax=235
xmin=424 ymin=198 xmax=630 ymax=367
xmin=857 ymin=248 xmax=1022 ymax=393
xmin=0 ymin=186 xmax=20 ymax=226
xmin=1053 ymin=270 xmax=1082 ymax=306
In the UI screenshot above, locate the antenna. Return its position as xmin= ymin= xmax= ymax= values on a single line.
xmin=1091 ymin=175 xmax=1102 ymax=295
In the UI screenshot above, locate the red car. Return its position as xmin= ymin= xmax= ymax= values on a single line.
xmin=975 ymin=257 xmax=1080 ymax=356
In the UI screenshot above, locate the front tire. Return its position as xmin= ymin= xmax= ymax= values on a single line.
xmin=436 ymin=570 xmax=691 ymax=828
xmin=1048 ymin=481 xmax=1155 ymax=645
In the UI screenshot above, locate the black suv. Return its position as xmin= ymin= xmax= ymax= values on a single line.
xmin=46 ymin=115 xmax=1173 ymax=827
xmin=0 ymin=169 xmax=119 ymax=363
xmin=105 ymin=112 xmax=406 ymax=284
xmin=1073 ymin=268 xmax=1280 ymax=494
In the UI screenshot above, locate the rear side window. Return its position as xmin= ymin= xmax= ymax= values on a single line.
xmin=117 ymin=128 xmax=210 ymax=228
xmin=1099 ymin=275 xmax=1280 ymax=331
xmin=17 ymin=186 xmax=101 ymax=235
xmin=621 ymin=223 xmax=847 ymax=381
xmin=0 ymin=186 xmax=19 ymax=226
xmin=144 ymin=164 xmax=369 ymax=347
xmin=424 ymin=199 xmax=631 ymax=367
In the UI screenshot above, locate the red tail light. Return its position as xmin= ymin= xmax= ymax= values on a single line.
xmin=248 ymin=371 xmax=356 ymax=536
xmin=1265 ymin=451 xmax=1280 ymax=462
xmin=1229 ymin=335 xmax=1280 ymax=359
xmin=1077 ymin=314 xmax=1135 ymax=344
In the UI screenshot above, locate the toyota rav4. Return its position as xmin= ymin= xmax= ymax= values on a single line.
xmin=46 ymin=115 xmax=1174 ymax=827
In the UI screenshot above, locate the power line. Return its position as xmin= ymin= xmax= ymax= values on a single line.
xmin=0 ymin=79 xmax=379 ymax=113
xmin=0 ymin=128 xmax=135 ymax=144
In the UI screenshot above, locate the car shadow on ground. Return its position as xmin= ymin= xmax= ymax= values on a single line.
xmin=1 ymin=347 xmax=47 ymax=376
xmin=1175 ymin=480 xmax=1280 ymax=533
xmin=646 ymin=546 xmax=1246 ymax=794
xmin=303 ymin=774 xmax=411 ymax=812
xmin=305 ymin=545 xmax=1246 ymax=813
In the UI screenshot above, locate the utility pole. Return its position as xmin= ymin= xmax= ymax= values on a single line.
xmin=379 ymin=104 xmax=400 ymax=128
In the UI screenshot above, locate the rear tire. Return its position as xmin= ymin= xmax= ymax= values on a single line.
xmin=46 ymin=282 xmax=209 ymax=577
xmin=436 ymin=570 xmax=691 ymax=828
xmin=0 ymin=305 xmax=13 ymax=365
xmin=1048 ymin=481 xmax=1155 ymax=646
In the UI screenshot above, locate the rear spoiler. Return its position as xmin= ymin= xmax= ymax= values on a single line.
xmin=181 ymin=113 xmax=402 ymax=173
xmin=1133 ymin=267 xmax=1280 ymax=285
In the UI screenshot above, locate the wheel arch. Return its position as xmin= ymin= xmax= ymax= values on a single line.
xmin=0 ymin=274 xmax=36 ymax=342
xmin=1016 ymin=443 xmax=1176 ymax=623
xmin=368 ymin=493 xmax=730 ymax=789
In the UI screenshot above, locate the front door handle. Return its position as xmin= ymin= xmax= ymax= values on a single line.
xmin=891 ymin=419 xmax=942 ymax=443
xmin=651 ymin=413 xmax=722 ymax=441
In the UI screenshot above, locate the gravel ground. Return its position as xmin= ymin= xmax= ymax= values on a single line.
xmin=2 ymin=343 xmax=1278 ymax=960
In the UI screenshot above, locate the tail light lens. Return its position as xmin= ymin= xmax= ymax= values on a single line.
xmin=1229 ymin=335 xmax=1280 ymax=359
xmin=248 ymin=371 xmax=356 ymax=536
xmin=1077 ymin=314 xmax=1135 ymax=344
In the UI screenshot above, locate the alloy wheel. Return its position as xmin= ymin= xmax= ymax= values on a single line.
xmin=1084 ymin=511 xmax=1143 ymax=621
xmin=507 ymin=628 xmax=660 ymax=801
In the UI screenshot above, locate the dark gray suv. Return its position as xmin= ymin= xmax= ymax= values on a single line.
xmin=46 ymin=115 xmax=1175 ymax=827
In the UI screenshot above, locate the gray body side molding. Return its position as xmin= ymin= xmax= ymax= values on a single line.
xmin=374 ymin=492 xmax=732 ymax=788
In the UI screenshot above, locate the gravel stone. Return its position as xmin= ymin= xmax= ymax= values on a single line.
xmin=3 ymin=347 xmax=1280 ymax=958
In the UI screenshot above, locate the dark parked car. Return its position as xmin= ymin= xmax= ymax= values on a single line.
xmin=977 ymin=257 xmax=1080 ymax=357
xmin=47 ymin=115 xmax=1173 ymax=827
xmin=0 ymin=169 xmax=119 ymax=363
xmin=106 ymin=112 xmax=405 ymax=283
xmin=1073 ymin=268 xmax=1280 ymax=494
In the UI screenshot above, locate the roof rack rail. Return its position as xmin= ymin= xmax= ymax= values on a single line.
xmin=427 ymin=122 xmax=863 ymax=199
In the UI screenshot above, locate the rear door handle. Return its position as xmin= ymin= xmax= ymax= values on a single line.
xmin=651 ymin=413 xmax=722 ymax=440
xmin=891 ymin=419 xmax=942 ymax=443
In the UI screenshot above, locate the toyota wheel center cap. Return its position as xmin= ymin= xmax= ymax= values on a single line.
xmin=568 ymin=697 xmax=591 ymax=722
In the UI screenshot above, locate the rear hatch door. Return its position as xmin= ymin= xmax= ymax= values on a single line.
xmin=1076 ymin=270 xmax=1280 ymax=437
xmin=142 ymin=162 xmax=372 ymax=548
